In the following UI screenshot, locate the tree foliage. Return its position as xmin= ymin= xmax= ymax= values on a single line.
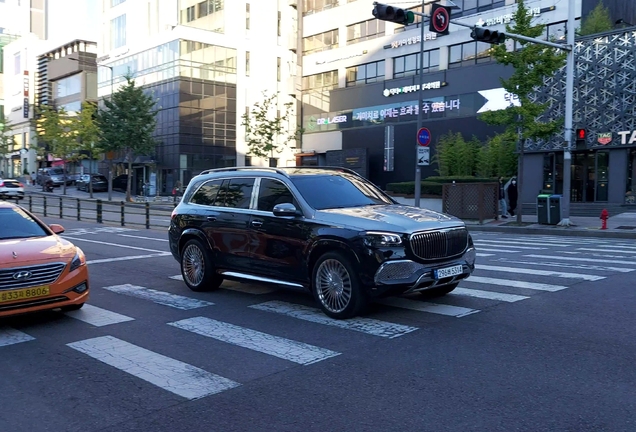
xmin=578 ymin=1 xmax=614 ymax=36
xmin=36 ymin=105 xmax=77 ymax=194
xmin=241 ymin=91 xmax=301 ymax=161
xmin=98 ymin=74 xmax=158 ymax=201
xmin=476 ymin=133 xmax=518 ymax=177
xmin=0 ymin=118 xmax=14 ymax=174
xmin=75 ymin=101 xmax=102 ymax=197
xmin=478 ymin=0 xmax=567 ymax=143
xmin=433 ymin=131 xmax=479 ymax=177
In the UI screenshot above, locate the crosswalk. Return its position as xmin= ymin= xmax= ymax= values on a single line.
xmin=1 ymin=233 xmax=634 ymax=401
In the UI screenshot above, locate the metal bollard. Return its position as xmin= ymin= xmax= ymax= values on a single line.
xmin=120 ymin=201 xmax=125 ymax=226
xmin=28 ymin=195 xmax=32 ymax=212
xmin=96 ymin=199 xmax=103 ymax=223
xmin=145 ymin=202 xmax=150 ymax=229
xmin=43 ymin=196 xmax=47 ymax=217
xmin=77 ymin=199 xmax=81 ymax=221
xmin=59 ymin=197 xmax=63 ymax=219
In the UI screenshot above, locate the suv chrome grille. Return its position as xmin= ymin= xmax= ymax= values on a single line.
xmin=0 ymin=263 xmax=66 ymax=290
xmin=409 ymin=227 xmax=469 ymax=260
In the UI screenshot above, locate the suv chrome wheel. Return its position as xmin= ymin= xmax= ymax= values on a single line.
xmin=180 ymin=239 xmax=223 ymax=292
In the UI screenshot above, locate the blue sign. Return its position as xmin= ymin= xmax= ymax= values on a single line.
xmin=417 ymin=127 xmax=431 ymax=146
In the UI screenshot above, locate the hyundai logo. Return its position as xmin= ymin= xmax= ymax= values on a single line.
xmin=12 ymin=271 xmax=32 ymax=281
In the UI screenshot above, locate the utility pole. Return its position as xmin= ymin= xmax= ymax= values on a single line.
xmin=414 ymin=0 xmax=425 ymax=207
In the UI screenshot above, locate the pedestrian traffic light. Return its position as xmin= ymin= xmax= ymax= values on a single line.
xmin=575 ymin=128 xmax=586 ymax=147
xmin=372 ymin=3 xmax=415 ymax=25
xmin=470 ymin=27 xmax=506 ymax=44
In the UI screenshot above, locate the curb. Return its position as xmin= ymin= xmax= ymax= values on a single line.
xmin=466 ymin=224 xmax=636 ymax=239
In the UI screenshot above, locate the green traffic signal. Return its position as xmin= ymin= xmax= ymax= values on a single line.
xmin=372 ymin=3 xmax=415 ymax=25
xmin=405 ymin=10 xmax=415 ymax=24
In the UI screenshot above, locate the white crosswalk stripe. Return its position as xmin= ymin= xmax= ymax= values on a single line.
xmin=451 ymin=287 xmax=529 ymax=302
xmin=492 ymin=258 xmax=635 ymax=273
xmin=249 ymin=300 xmax=418 ymax=338
xmin=462 ymin=275 xmax=567 ymax=292
xmin=474 ymin=247 xmax=520 ymax=253
xmin=102 ymin=284 xmax=214 ymax=310
xmin=476 ymin=264 xmax=605 ymax=281
xmin=524 ymin=254 xmax=636 ymax=266
xmin=577 ymin=248 xmax=636 ymax=254
xmin=169 ymin=317 xmax=340 ymax=365
xmin=378 ymin=298 xmax=479 ymax=317
xmin=474 ymin=242 xmax=547 ymax=250
xmin=67 ymin=336 xmax=240 ymax=399
xmin=169 ymin=275 xmax=276 ymax=294
xmin=0 ymin=327 xmax=34 ymax=347
xmin=63 ymin=304 xmax=135 ymax=327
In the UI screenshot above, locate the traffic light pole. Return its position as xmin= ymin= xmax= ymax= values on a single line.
xmin=414 ymin=0 xmax=426 ymax=207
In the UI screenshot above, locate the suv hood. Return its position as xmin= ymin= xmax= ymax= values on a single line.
xmin=0 ymin=236 xmax=76 ymax=268
xmin=316 ymin=204 xmax=464 ymax=233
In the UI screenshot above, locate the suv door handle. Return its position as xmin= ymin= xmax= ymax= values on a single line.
xmin=251 ymin=220 xmax=263 ymax=228
xmin=206 ymin=216 xmax=217 ymax=222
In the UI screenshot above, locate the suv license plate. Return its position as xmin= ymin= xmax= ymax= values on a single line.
xmin=434 ymin=265 xmax=463 ymax=279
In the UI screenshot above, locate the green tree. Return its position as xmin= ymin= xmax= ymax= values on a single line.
xmin=0 ymin=118 xmax=14 ymax=177
xmin=75 ymin=101 xmax=102 ymax=198
xmin=433 ymin=131 xmax=480 ymax=176
xmin=578 ymin=1 xmax=613 ymax=36
xmin=477 ymin=133 xmax=518 ymax=177
xmin=241 ymin=91 xmax=301 ymax=164
xmin=36 ymin=105 xmax=77 ymax=194
xmin=478 ymin=0 xmax=567 ymax=222
xmin=98 ymin=75 xmax=158 ymax=202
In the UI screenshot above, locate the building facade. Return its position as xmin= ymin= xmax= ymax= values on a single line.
xmin=298 ymin=0 xmax=583 ymax=191
xmin=97 ymin=0 xmax=302 ymax=195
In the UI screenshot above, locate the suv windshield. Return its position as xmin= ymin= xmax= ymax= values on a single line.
xmin=0 ymin=207 xmax=49 ymax=240
xmin=49 ymin=168 xmax=65 ymax=176
xmin=291 ymin=174 xmax=393 ymax=210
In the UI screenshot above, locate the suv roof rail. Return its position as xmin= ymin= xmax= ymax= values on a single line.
xmin=286 ymin=166 xmax=363 ymax=177
xmin=198 ymin=167 xmax=290 ymax=177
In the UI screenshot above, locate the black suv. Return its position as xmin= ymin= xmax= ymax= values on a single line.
xmin=168 ymin=167 xmax=476 ymax=319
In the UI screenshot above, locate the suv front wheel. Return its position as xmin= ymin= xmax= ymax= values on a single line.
xmin=312 ymin=251 xmax=368 ymax=319
xmin=180 ymin=239 xmax=223 ymax=292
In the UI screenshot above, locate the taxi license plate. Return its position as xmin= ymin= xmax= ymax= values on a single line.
xmin=0 ymin=286 xmax=50 ymax=303
xmin=434 ymin=265 xmax=463 ymax=279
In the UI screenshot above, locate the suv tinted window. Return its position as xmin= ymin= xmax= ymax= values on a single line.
xmin=257 ymin=179 xmax=297 ymax=212
xmin=217 ymin=178 xmax=254 ymax=209
xmin=190 ymin=179 xmax=223 ymax=206
xmin=291 ymin=174 xmax=392 ymax=210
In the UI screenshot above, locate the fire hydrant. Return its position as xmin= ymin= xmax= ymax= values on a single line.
xmin=600 ymin=209 xmax=609 ymax=230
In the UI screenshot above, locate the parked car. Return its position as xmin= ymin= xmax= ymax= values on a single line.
xmin=113 ymin=174 xmax=129 ymax=192
xmin=0 ymin=201 xmax=89 ymax=318
xmin=168 ymin=167 xmax=476 ymax=319
xmin=0 ymin=178 xmax=25 ymax=200
xmin=37 ymin=167 xmax=74 ymax=187
xmin=76 ymin=174 xmax=108 ymax=192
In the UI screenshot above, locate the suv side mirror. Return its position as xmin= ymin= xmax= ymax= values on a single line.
xmin=273 ymin=203 xmax=301 ymax=217
xmin=49 ymin=224 xmax=65 ymax=234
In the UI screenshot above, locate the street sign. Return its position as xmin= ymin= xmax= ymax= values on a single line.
xmin=430 ymin=4 xmax=451 ymax=35
xmin=417 ymin=127 xmax=431 ymax=146
xmin=417 ymin=147 xmax=430 ymax=166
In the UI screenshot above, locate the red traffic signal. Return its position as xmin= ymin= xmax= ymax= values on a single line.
xmin=576 ymin=128 xmax=586 ymax=140
xmin=429 ymin=4 xmax=451 ymax=35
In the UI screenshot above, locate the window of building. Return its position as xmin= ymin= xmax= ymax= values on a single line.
xmin=246 ymin=3 xmax=250 ymax=30
xmin=448 ymin=41 xmax=493 ymax=68
xmin=257 ymin=179 xmax=297 ymax=212
xmin=301 ymin=70 xmax=338 ymax=112
xmin=13 ymin=52 xmax=20 ymax=74
xmin=277 ymin=11 xmax=281 ymax=36
xmin=111 ymin=0 xmax=126 ymax=6
xmin=345 ymin=60 xmax=385 ymax=87
xmin=277 ymin=57 xmax=281 ymax=81
xmin=190 ymin=180 xmax=223 ymax=206
xmin=302 ymin=29 xmax=339 ymax=55
xmin=110 ymin=14 xmax=126 ymax=49
xmin=59 ymin=101 xmax=82 ymax=114
xmin=393 ymin=49 xmax=439 ymax=78
xmin=180 ymin=0 xmax=224 ymax=33
xmin=303 ymin=0 xmax=338 ymax=16
xmin=346 ymin=19 xmax=385 ymax=44
xmin=246 ymin=51 xmax=250 ymax=76
xmin=627 ymin=150 xmax=636 ymax=204
xmin=55 ymin=74 xmax=82 ymax=98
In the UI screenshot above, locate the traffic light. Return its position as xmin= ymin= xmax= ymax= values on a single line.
xmin=575 ymin=128 xmax=586 ymax=148
xmin=372 ymin=3 xmax=415 ymax=25
xmin=470 ymin=27 xmax=506 ymax=44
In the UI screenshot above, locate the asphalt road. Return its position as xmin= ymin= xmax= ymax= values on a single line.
xmin=1 ymin=218 xmax=636 ymax=431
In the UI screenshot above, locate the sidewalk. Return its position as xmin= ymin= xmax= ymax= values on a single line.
xmin=465 ymin=212 xmax=636 ymax=239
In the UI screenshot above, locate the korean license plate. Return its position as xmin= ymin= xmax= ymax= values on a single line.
xmin=434 ymin=265 xmax=463 ymax=279
xmin=0 ymin=286 xmax=50 ymax=303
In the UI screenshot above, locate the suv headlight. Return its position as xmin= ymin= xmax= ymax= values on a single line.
xmin=69 ymin=248 xmax=86 ymax=272
xmin=363 ymin=232 xmax=403 ymax=248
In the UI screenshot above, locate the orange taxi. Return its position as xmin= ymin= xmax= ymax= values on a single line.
xmin=0 ymin=201 xmax=89 ymax=317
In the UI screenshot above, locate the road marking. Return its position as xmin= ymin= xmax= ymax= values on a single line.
xmin=524 ymin=254 xmax=636 ymax=266
xmin=474 ymin=243 xmax=547 ymax=250
xmin=476 ymin=264 xmax=604 ymax=281
xmin=61 ymin=227 xmax=138 ymax=236
xmin=378 ymin=298 xmax=479 ymax=317
xmin=87 ymin=253 xmax=172 ymax=265
xmin=102 ymin=284 xmax=213 ymax=310
xmin=451 ymin=287 xmax=530 ymax=302
xmin=169 ymin=275 xmax=277 ymax=295
xmin=577 ymin=248 xmax=636 ymax=254
xmin=169 ymin=317 xmax=340 ymax=365
xmin=249 ymin=301 xmax=418 ymax=338
xmin=67 ymin=335 xmax=240 ymax=399
xmin=0 ymin=327 xmax=34 ymax=347
xmin=118 ymin=234 xmax=169 ymax=242
xmin=63 ymin=237 xmax=166 ymax=253
xmin=463 ymin=275 xmax=566 ymax=292
xmin=494 ymin=258 xmax=635 ymax=273
xmin=475 ymin=240 xmax=567 ymax=248
xmin=474 ymin=248 xmax=520 ymax=253
xmin=476 ymin=253 xmax=494 ymax=257
xmin=63 ymin=304 xmax=135 ymax=327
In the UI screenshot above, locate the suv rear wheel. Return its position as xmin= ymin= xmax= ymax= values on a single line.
xmin=312 ymin=251 xmax=368 ymax=319
xmin=180 ymin=239 xmax=223 ymax=292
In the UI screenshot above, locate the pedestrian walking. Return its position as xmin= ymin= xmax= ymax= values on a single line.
xmin=507 ymin=177 xmax=518 ymax=216
xmin=31 ymin=171 xmax=36 ymax=186
xmin=498 ymin=177 xmax=509 ymax=219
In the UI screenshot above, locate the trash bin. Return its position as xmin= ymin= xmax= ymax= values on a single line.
xmin=537 ymin=194 xmax=550 ymax=224
xmin=548 ymin=194 xmax=562 ymax=225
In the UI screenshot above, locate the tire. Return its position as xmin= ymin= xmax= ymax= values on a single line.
xmin=180 ymin=239 xmax=223 ymax=292
xmin=60 ymin=303 xmax=84 ymax=312
xmin=421 ymin=282 xmax=459 ymax=297
xmin=312 ymin=251 xmax=368 ymax=319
